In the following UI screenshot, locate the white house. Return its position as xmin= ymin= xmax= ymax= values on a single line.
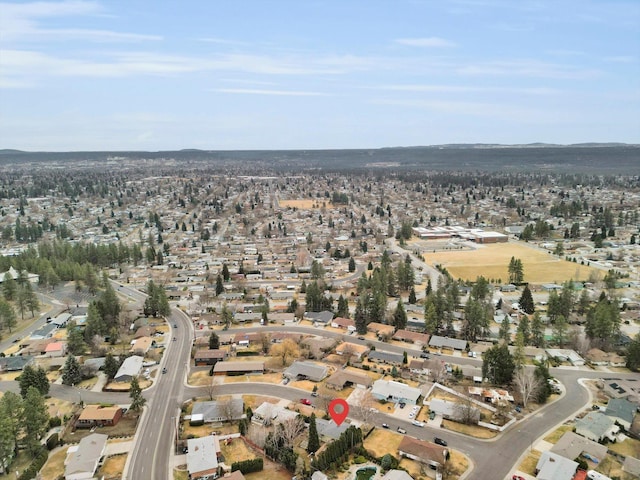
xmin=64 ymin=433 xmax=108 ymax=480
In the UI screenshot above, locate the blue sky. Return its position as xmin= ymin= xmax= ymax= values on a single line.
xmin=0 ymin=0 xmax=638 ymax=151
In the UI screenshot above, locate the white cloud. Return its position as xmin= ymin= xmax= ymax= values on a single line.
xmin=604 ymin=56 xmax=637 ymax=64
xmin=379 ymin=84 xmax=559 ymax=95
xmin=395 ymin=37 xmax=456 ymax=48
xmin=458 ymin=60 xmax=600 ymax=79
xmin=213 ymin=88 xmax=327 ymax=96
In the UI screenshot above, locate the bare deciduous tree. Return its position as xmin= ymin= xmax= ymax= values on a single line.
xmin=269 ymin=338 xmax=300 ymax=366
xmin=276 ymin=416 xmax=306 ymax=448
xmin=453 ymin=394 xmax=479 ymax=425
xmin=202 ymin=377 xmax=217 ymax=401
xmin=258 ymin=332 xmax=271 ymax=354
xmin=354 ymin=390 xmax=377 ymax=425
xmin=427 ymin=359 xmax=448 ymax=384
xmin=513 ymin=368 xmax=541 ymax=408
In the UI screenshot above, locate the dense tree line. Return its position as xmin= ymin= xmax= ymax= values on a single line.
xmin=310 ymin=426 xmax=362 ymax=473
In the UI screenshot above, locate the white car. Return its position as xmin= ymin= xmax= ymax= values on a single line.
xmin=412 ymin=420 xmax=425 ymax=427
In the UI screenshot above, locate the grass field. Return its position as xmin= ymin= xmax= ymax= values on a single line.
xmin=39 ymin=448 xmax=67 ymax=480
xmin=363 ymin=428 xmax=403 ymax=457
xmin=278 ymin=199 xmax=334 ymax=210
xmin=421 ymin=242 xmax=598 ymax=283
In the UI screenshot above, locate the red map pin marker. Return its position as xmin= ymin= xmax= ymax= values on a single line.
xmin=328 ymin=398 xmax=349 ymax=426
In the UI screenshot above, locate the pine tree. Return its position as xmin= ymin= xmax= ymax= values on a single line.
xmin=408 ymin=287 xmax=416 ymax=304
xmin=393 ymin=302 xmax=407 ymax=330
xmin=518 ymin=285 xmax=535 ymax=314
xmin=354 ymin=299 xmax=367 ymax=334
xmin=209 ymin=332 xmax=220 ymax=349
xmin=0 ymin=299 xmax=17 ymax=332
xmin=19 ymin=365 xmax=49 ymax=397
xmin=517 ymin=315 xmax=531 ymax=346
xmin=499 ymin=316 xmax=511 ymax=343
xmin=129 ymin=377 xmax=146 ymax=412
xmin=348 ymin=257 xmax=356 ymax=273
xmin=23 ymin=387 xmax=48 ymax=454
xmin=307 ymin=413 xmax=320 ymax=453
xmin=336 ymin=295 xmax=349 ymax=318
xmin=62 ymin=355 xmax=82 ymax=386
xmin=104 ymin=353 xmax=120 ymax=379
xmin=215 ymin=274 xmax=224 ymax=296
xmin=2 ymin=273 xmax=17 ymax=301
xmin=531 ymin=312 xmax=545 ymax=347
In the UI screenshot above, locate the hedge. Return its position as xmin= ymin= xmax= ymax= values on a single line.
xmin=18 ymin=448 xmax=48 ymax=480
xmin=231 ymin=458 xmax=263 ymax=474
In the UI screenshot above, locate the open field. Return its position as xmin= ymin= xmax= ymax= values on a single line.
xmin=421 ymin=241 xmax=598 ymax=283
xmin=220 ymin=436 xmax=256 ymax=463
xmin=100 ymin=454 xmax=127 ymax=480
xmin=278 ymin=199 xmax=334 ymax=210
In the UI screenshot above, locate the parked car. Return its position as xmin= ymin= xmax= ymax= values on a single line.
xmin=173 ymin=323 xmax=177 ymax=328
xmin=282 ymin=378 xmax=290 ymax=385
xmin=162 ymin=367 xmax=167 ymax=374
xmin=434 ymin=437 xmax=447 ymax=446
xmin=300 ymin=398 xmax=312 ymax=406
xmin=420 ymin=353 xmax=430 ymax=359
xmin=399 ymin=402 xmax=406 ymax=409
xmin=311 ymin=392 xmax=319 ymax=397
xmin=512 ymin=476 xmax=525 ymax=480
xmin=412 ymin=420 xmax=425 ymax=427
xmin=381 ymin=423 xmax=389 ymax=429
xmin=397 ymin=427 xmax=406 ymax=434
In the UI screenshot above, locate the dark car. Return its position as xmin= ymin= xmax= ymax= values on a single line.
xmin=173 ymin=323 xmax=177 ymax=328
xmin=162 ymin=367 xmax=167 ymax=374
xmin=420 ymin=353 xmax=430 ymax=359
xmin=381 ymin=423 xmax=389 ymax=429
xmin=434 ymin=437 xmax=447 ymax=446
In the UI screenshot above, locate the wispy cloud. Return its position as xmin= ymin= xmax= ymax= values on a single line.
xmin=213 ymin=88 xmax=328 ymax=96
xmin=0 ymin=0 xmax=161 ymax=43
xmin=379 ymin=84 xmax=559 ymax=95
xmin=395 ymin=37 xmax=456 ymax=48
xmin=458 ymin=60 xmax=600 ymax=79
xmin=604 ymin=56 xmax=637 ymax=64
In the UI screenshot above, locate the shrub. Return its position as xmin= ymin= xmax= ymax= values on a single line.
xmin=18 ymin=447 xmax=48 ymax=480
xmin=354 ymin=456 xmax=367 ymax=464
xmin=231 ymin=458 xmax=263 ymax=474
xmin=46 ymin=433 xmax=59 ymax=450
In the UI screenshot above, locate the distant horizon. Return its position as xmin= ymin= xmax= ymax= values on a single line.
xmin=1 ymin=1 xmax=638 ymax=150
xmin=2 ymin=141 xmax=639 ymax=154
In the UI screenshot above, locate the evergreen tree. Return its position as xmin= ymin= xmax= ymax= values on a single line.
xmin=408 ymin=287 xmax=416 ymax=304
xmin=307 ymin=413 xmax=320 ymax=453
xmin=354 ymin=299 xmax=367 ymax=334
xmin=62 ymin=355 xmax=82 ymax=386
xmin=425 ymin=277 xmax=433 ymax=296
xmin=348 ymin=257 xmax=356 ymax=273
xmin=552 ymin=315 xmax=569 ymax=347
xmin=534 ymin=363 xmax=552 ymax=403
xmin=336 ymin=295 xmax=349 ymax=318
xmin=530 ymin=312 xmax=545 ymax=347
xmin=482 ymin=344 xmax=515 ymax=385
xmin=129 ymin=377 xmax=146 ymax=412
xmin=0 ymin=299 xmax=17 ymax=332
xmin=23 ymin=387 xmax=48 ymax=454
xmin=499 ymin=316 xmax=511 ymax=343
xmin=626 ymin=333 xmax=640 ymax=372
xmin=222 ymin=263 xmax=230 ymax=281
xmin=104 ymin=353 xmax=120 ymax=379
xmin=518 ymin=285 xmax=535 ymax=314
xmin=18 ymin=365 xmax=49 ymax=397
xmin=215 ymin=274 xmax=224 ymax=296
xmin=517 ymin=314 xmax=531 ymax=346
xmin=209 ymin=332 xmax=220 ymax=349
xmin=2 ymin=273 xmax=17 ymax=301
xmin=67 ymin=319 xmax=86 ymax=355
xmin=393 ymin=302 xmax=407 ymax=330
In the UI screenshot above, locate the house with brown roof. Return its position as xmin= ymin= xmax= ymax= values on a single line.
xmin=331 ymin=317 xmax=356 ymax=331
xmin=129 ymin=336 xmax=155 ymax=355
xmin=212 ymin=361 xmax=265 ymax=376
xmin=194 ymin=349 xmax=228 ymax=366
xmin=325 ymin=370 xmax=373 ymax=390
xmin=393 ymin=329 xmax=430 ymax=346
xmin=367 ymin=322 xmax=395 ymax=338
xmin=133 ymin=326 xmax=156 ymax=339
xmin=76 ymin=404 xmax=123 ymax=428
xmin=398 ymin=436 xmax=448 ymax=470
xmin=44 ymin=341 xmax=67 ymax=358
xmin=585 ymin=348 xmax=626 ymax=367
xmin=335 ymin=342 xmax=370 ymax=360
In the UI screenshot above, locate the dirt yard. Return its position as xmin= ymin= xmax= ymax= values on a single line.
xmin=63 ymin=411 xmax=140 ymax=443
xmin=421 ymin=242 xmax=598 ymax=283
xmin=278 ymin=199 xmax=334 ymax=210
xmin=220 ymin=436 xmax=256 ymax=463
xmin=39 ymin=447 xmax=68 ymax=480
xmin=364 ymin=428 xmax=404 ymax=457
xmin=99 ymin=453 xmax=127 ymax=480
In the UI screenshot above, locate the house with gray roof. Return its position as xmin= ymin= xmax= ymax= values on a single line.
xmin=191 ymin=398 xmax=245 ymax=423
xmin=575 ymin=411 xmax=619 ymax=442
xmin=51 ymin=312 xmax=72 ymax=328
xmin=0 ymin=355 xmax=33 ymax=372
xmin=605 ymin=398 xmax=637 ymax=429
xmin=367 ymin=350 xmax=404 ymax=365
xmin=315 ymin=417 xmax=350 ymax=441
xmin=304 ymin=310 xmax=334 ymax=324
xmin=30 ymin=323 xmax=57 ymax=340
xmin=64 ymin=433 xmax=108 ymax=480
xmin=372 ymin=379 xmax=421 ymax=405
xmin=114 ymin=355 xmax=143 ymax=382
xmin=381 ymin=471 xmax=414 ymax=480
xmin=187 ymin=435 xmax=221 ymax=479
xmin=283 ymin=361 xmax=328 ymax=382
xmin=429 ymin=335 xmax=467 ymax=351
xmin=550 ymin=431 xmax=607 ymax=463
xmin=535 ymin=451 xmax=577 ymax=480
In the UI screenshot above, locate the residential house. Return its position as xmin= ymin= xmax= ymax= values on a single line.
xmin=428 ymin=398 xmax=481 ymax=424
xmin=44 ymin=341 xmax=67 ymax=358
xmin=129 ymin=336 xmax=155 ymax=355
xmin=545 ymin=348 xmax=585 ymax=366
xmin=64 ymin=433 xmax=108 ymax=480
xmin=331 ymin=317 xmax=356 ymax=331
xmin=187 ymin=435 xmax=221 ymax=480
xmin=325 ymin=370 xmax=372 ymax=390
xmin=367 ymin=350 xmax=404 ymax=366
xmin=315 ymin=418 xmax=350 ymax=441
xmin=194 ymin=349 xmax=227 ymax=366
xmin=534 ymin=451 xmax=577 ymax=480
xmin=381 ymin=470 xmax=414 ymax=480
xmin=392 ymin=330 xmax=430 ymax=346
xmin=575 ymin=412 xmax=619 ymax=442
xmin=623 ymin=456 xmax=640 ymax=479
xmin=30 ymin=323 xmax=57 ymax=340
xmin=304 ymin=310 xmax=334 ymax=325
xmin=335 ymin=342 xmax=369 ymax=360
xmin=76 ymin=405 xmax=123 ymax=428
xmin=605 ymin=398 xmax=637 ymax=430
xmin=586 ymin=348 xmax=626 ymax=367
xmin=51 ymin=313 xmax=72 ymax=328
xmin=429 ymin=335 xmax=467 ymax=351
xmin=0 ymin=355 xmax=33 ymax=372
xmin=114 ymin=355 xmax=143 ymax=382
xmin=408 ymin=359 xmax=429 ymax=375
xmin=133 ymin=326 xmax=156 ymax=339
xmin=601 ymin=379 xmax=640 ymax=403
xmin=252 ymin=402 xmax=299 ymax=426
xmin=372 ymin=379 xmax=421 ymax=405
xmin=398 ymin=436 xmax=448 ymax=470
xmin=283 ymin=361 xmax=328 ymax=382
xmin=311 ymin=472 xmax=329 ymax=480
xmin=270 ymin=332 xmax=303 ymax=343
xmin=367 ymin=322 xmax=395 ymax=338
xmin=212 ymin=361 xmax=264 ymax=376
xmin=191 ymin=398 xmax=245 ymax=423
xmin=550 ymin=432 xmax=607 ymax=463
